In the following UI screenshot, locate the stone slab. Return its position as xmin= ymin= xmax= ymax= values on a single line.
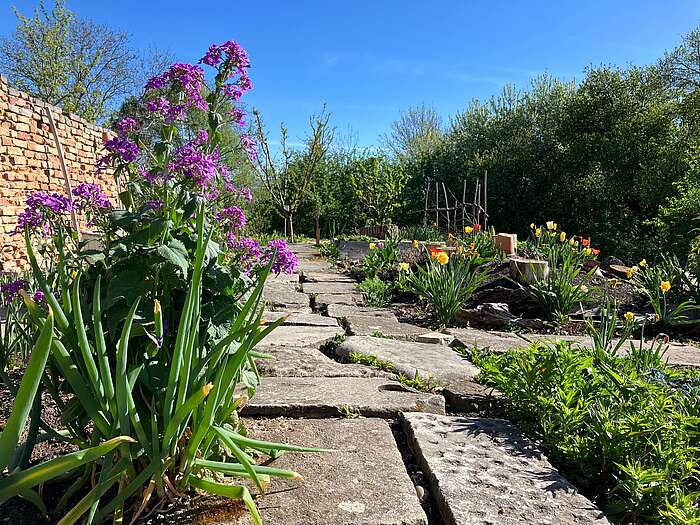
xmin=266 ymin=272 xmax=300 ymax=284
xmin=261 ymin=325 xmax=344 ymax=347
xmin=263 ymin=283 xmax=309 ymax=309
xmin=297 ymin=260 xmax=331 ymax=273
xmin=255 ymin=345 xmax=386 ymax=378
xmin=262 ymin=311 xmax=339 ymax=327
xmin=212 ymin=418 xmax=428 ymax=525
xmin=336 ymin=336 xmax=479 ymax=385
xmin=302 ymin=271 xmax=355 ymax=283
xmin=447 ymin=328 xmax=700 ymax=368
xmin=302 ymin=281 xmax=359 ymax=295
xmin=314 ymin=293 xmax=363 ymax=307
xmin=402 ymin=413 xmax=610 ymax=525
xmin=344 ymin=315 xmax=429 ymax=340
xmin=441 ymin=379 xmax=503 ymax=414
xmin=243 ymin=376 xmax=445 ymax=418
xmin=327 ymin=304 xmax=398 ymax=322
xmin=415 ymin=331 xmax=455 ymax=346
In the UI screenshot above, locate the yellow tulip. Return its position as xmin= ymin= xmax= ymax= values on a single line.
xmin=369 ymin=242 xmax=376 ymax=250
xmin=559 ymin=231 xmax=566 ymax=242
xmin=584 ymin=247 xmax=592 ymax=256
xmin=399 ymin=262 xmax=410 ymax=272
xmin=546 ymin=221 xmax=557 ymax=231
xmin=639 ymin=259 xmax=647 ymax=268
xmin=437 ymin=251 xmax=449 ymax=265
xmin=464 ymin=226 xmax=473 ymax=234
xmin=660 ymin=280 xmax=671 ymax=293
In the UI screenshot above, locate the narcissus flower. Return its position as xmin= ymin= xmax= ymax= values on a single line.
xmin=464 ymin=226 xmax=473 ymax=234
xmin=430 ymin=249 xmax=440 ymax=259
xmin=399 ymin=262 xmax=410 ymax=272
xmin=535 ymin=228 xmax=542 ymax=237
xmin=559 ymin=231 xmax=566 ymax=242
xmin=639 ymin=259 xmax=647 ymax=268
xmin=627 ymin=266 xmax=639 ymax=278
xmin=530 ymin=223 xmax=535 ymax=229
xmin=436 ymin=251 xmax=449 ymax=265
xmin=546 ymin=221 xmax=557 ymax=231
xmin=624 ymin=311 xmax=635 ymax=323
xmin=369 ymin=242 xmax=376 ymax=250
xmin=412 ymin=240 xmax=419 ymax=249
xmin=660 ymin=280 xmax=671 ymax=293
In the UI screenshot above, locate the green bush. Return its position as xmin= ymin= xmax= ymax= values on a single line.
xmin=357 ymin=276 xmax=392 ymax=307
xmin=319 ymin=241 xmax=341 ymax=260
xmin=363 ymin=238 xmax=400 ymax=279
xmin=474 ymin=336 xmax=700 ymax=524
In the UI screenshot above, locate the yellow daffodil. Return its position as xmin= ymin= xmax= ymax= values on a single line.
xmin=568 ymin=238 xmax=575 ymax=246
xmin=399 ymin=262 xmax=410 ymax=272
xmin=624 ymin=311 xmax=635 ymax=323
xmin=530 ymin=223 xmax=535 ymax=229
xmin=584 ymin=247 xmax=592 ymax=256
xmin=369 ymin=242 xmax=376 ymax=250
xmin=412 ymin=240 xmax=419 ymax=249
xmin=436 ymin=251 xmax=449 ymax=265
xmin=627 ymin=266 xmax=639 ymax=278
xmin=660 ymin=280 xmax=671 ymax=293
xmin=546 ymin=221 xmax=557 ymax=231
xmin=639 ymin=259 xmax=647 ymax=268
xmin=464 ymin=226 xmax=473 ymax=234
xmin=535 ymin=227 xmax=541 ymax=237
xmin=609 ymin=278 xmax=619 ymax=289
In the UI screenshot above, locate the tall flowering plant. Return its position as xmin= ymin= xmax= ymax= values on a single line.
xmin=0 ymin=40 xmax=311 ymax=525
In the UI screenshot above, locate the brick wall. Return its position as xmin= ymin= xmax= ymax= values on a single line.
xmin=0 ymin=75 xmax=118 ymax=272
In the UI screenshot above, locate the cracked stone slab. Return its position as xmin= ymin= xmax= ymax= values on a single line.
xmin=314 ymin=293 xmax=363 ymax=307
xmin=262 ymin=311 xmax=339 ymax=327
xmin=266 ymin=272 xmax=300 ymax=284
xmin=243 ymin=376 xmax=445 ymax=418
xmin=302 ymin=271 xmax=355 ymax=283
xmin=262 ymin=325 xmax=344 ymax=347
xmin=204 ymin=418 xmax=428 ymax=525
xmin=416 ymin=331 xmax=455 ymax=345
xmin=263 ymin=283 xmax=309 ymax=309
xmin=336 ymin=336 xmax=479 ymax=385
xmin=326 ymin=304 xmax=398 ymax=321
xmin=447 ymin=328 xmax=700 ymax=368
xmin=255 ymin=345 xmax=387 ymax=378
xmin=297 ymin=260 xmax=331 ymax=273
xmin=402 ymin=413 xmax=610 ymax=525
xmin=302 ymin=281 xmax=359 ymax=295
xmin=344 ymin=315 xmax=430 ymax=340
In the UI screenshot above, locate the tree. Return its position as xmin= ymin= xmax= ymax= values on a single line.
xmin=349 ymin=154 xmax=407 ymax=226
xmin=380 ymin=103 xmax=443 ymax=158
xmin=252 ymin=106 xmax=334 ymax=241
xmin=0 ymin=0 xmax=136 ymax=122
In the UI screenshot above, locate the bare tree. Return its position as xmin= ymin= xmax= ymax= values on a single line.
xmin=0 ymin=0 xmax=138 ymax=122
xmin=380 ymin=103 xmax=443 ymax=158
xmin=253 ymin=107 xmax=334 ymax=241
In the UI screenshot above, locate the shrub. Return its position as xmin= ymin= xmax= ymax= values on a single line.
xmin=399 ymin=224 xmax=444 ymax=242
xmin=0 ymin=39 xmax=317 ymax=524
xmin=319 ymin=240 xmax=341 ymax=260
xmin=363 ymin=238 xmax=400 ymax=279
xmin=357 ymin=276 xmax=392 ymax=307
xmin=474 ymin=335 xmax=700 ymax=524
xmin=406 ymin=249 xmax=487 ymax=328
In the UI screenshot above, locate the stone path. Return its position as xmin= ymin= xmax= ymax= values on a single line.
xmin=239 ymin=242 xmax=700 ymax=524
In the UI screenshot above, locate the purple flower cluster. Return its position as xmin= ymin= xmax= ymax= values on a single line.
xmin=97 ymin=135 xmax=139 ymax=172
xmin=145 ymin=63 xmax=207 ymax=122
xmin=227 ymin=237 xmax=261 ymax=273
xmin=14 ymin=191 xmax=72 ymax=235
xmin=230 ymin=107 xmax=247 ymax=128
xmin=216 ymin=206 xmax=247 ymax=232
xmin=0 ymin=279 xmax=27 ymax=304
xmin=72 ymin=183 xmax=112 ymax=211
xmin=240 ymin=134 xmax=258 ymax=162
xmin=116 ymin=117 xmax=139 ymax=134
xmin=145 ymin=200 xmax=164 ymax=210
xmin=168 ymin=141 xmax=220 ymax=187
xmin=262 ymin=239 xmax=298 ymax=274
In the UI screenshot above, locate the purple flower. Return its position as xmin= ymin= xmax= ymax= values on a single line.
xmin=144 ymin=63 xmax=207 ymax=121
xmin=14 ymin=191 xmax=73 ymax=235
xmin=97 ymin=135 xmax=139 ymax=172
xmin=0 ymin=279 xmax=27 ymax=304
xmin=145 ymin=200 xmax=164 ymax=210
xmin=262 ymin=239 xmax=298 ymax=274
xmin=32 ymin=289 xmax=45 ymax=303
xmin=239 ymin=187 xmax=253 ymax=203
xmin=216 ymin=206 xmax=247 ymax=232
xmin=72 ymin=183 xmax=112 ymax=211
xmin=200 ymin=40 xmax=251 ymax=71
xmin=116 ymin=117 xmax=138 ymax=134
xmin=230 ymin=107 xmax=247 ymax=127
xmin=168 ymin=141 xmax=219 ymax=187
xmin=228 ymin=237 xmax=261 ymax=273
xmin=240 ymin=134 xmax=257 ymax=162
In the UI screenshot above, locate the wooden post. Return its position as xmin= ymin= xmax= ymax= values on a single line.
xmin=435 ymin=182 xmax=439 ymax=228
xmin=423 ymin=181 xmax=429 ymax=227
xmin=483 ymin=170 xmax=488 ymax=229
xmin=46 ymin=106 xmax=81 ymax=241
xmin=461 ymin=180 xmax=466 ymax=232
xmin=315 ymin=209 xmax=321 ymax=246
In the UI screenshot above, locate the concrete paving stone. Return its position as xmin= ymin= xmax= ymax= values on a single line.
xmin=262 ymin=311 xmax=339 ymax=327
xmin=326 ymin=303 xmax=398 ymax=321
xmin=336 ymin=336 xmax=480 ymax=386
xmin=314 ymin=293 xmax=363 ymax=307
xmin=402 ymin=413 xmax=610 ymax=525
xmin=441 ymin=378 xmax=504 ymax=414
xmin=301 ymin=281 xmax=359 ymax=295
xmin=266 ymin=271 xmax=300 ymax=284
xmin=242 ymin=376 xmax=445 ymax=418
xmin=416 ymin=331 xmax=455 ymax=345
xmin=263 ymin=283 xmax=309 ymax=309
xmin=254 ymin=345 xmax=387 ymax=378
xmin=297 ymin=260 xmax=331 ymax=273
xmin=344 ymin=315 xmax=430 ymax=340
xmin=301 ymin=271 xmax=355 ymax=283
xmin=196 ymin=417 xmax=428 ymax=525
xmin=447 ymin=327 xmax=700 ymax=368
xmin=262 ymin=325 xmax=344 ymax=347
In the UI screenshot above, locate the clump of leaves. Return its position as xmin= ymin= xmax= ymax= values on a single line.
xmin=348 ymin=352 xmax=395 ymax=373
xmin=397 ymin=371 xmax=439 ymax=392
xmin=357 ymin=276 xmax=392 ymax=307
xmin=319 ymin=241 xmax=341 ymax=261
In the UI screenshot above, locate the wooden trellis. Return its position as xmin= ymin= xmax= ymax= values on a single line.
xmin=422 ymin=171 xmax=489 ymax=233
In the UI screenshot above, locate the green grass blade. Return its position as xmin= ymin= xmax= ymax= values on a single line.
xmin=71 ymin=274 xmax=104 ymax=403
xmin=195 ymin=459 xmax=302 ymax=480
xmin=214 ymin=427 xmax=264 ymax=493
xmin=0 ymin=311 xmax=54 ymax=472
xmin=188 ymin=477 xmax=262 ymax=525
xmin=215 ymin=426 xmax=334 ymax=453
xmin=92 ymin=276 xmax=114 ymax=401
xmin=115 ymin=298 xmax=140 ymax=437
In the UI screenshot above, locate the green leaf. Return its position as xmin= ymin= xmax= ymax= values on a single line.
xmin=157 ymin=238 xmax=189 ymax=277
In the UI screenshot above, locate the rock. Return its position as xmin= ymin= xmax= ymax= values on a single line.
xmin=608 ymin=264 xmax=631 ymax=279
xmin=302 ymin=281 xmax=359 ymax=295
xmin=262 ymin=311 xmax=339 ymax=327
xmin=267 ymin=272 xmax=300 ymax=284
xmin=327 ymin=304 xmax=398 ymax=321
xmin=415 ymin=331 xmax=455 ymax=346
xmin=509 ymin=257 xmax=549 ymax=284
xmin=255 ymin=345 xmax=386 ymax=378
xmin=441 ymin=379 xmax=504 ymax=413
xmin=344 ymin=315 xmax=429 ymax=340
xmin=447 ymin=327 xmax=529 ymax=353
xmin=261 ymin=325 xmax=344 ymax=347
xmin=243 ymin=376 xmax=445 ymax=418
xmin=263 ymin=283 xmax=309 ymax=309
xmin=472 ymin=285 xmax=538 ymax=316
xmin=314 ymin=293 xmax=363 ymax=308
xmin=302 ymin=271 xmax=355 ymax=283
xmin=601 ymin=255 xmax=624 ymax=271
xmin=495 ymin=233 xmax=517 ymax=255
xmin=402 ymin=413 xmax=610 ymax=525
xmin=336 ymin=336 xmax=479 ymax=386
xmin=456 ymin=303 xmax=545 ymax=330
xmin=214 ymin=418 xmax=429 ymax=525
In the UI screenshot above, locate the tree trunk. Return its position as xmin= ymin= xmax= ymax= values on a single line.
xmin=287 ymin=213 xmax=295 ymax=243
xmin=315 ymin=210 xmax=321 ymax=246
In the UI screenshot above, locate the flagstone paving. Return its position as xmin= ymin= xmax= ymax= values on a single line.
xmin=235 ymin=243 xmax=612 ymax=524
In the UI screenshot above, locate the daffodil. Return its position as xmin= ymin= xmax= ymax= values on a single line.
xmin=660 ymin=280 xmax=671 ymax=293
xmin=546 ymin=221 xmax=557 ymax=231
xmin=535 ymin=227 xmax=541 ymax=237
xmin=559 ymin=231 xmax=566 ymax=242
xmin=436 ymin=251 xmax=449 ymax=265
xmin=627 ymin=266 xmax=639 ymax=278
xmin=624 ymin=311 xmax=635 ymax=323
xmin=412 ymin=240 xmax=419 ymax=249
xmin=609 ymin=278 xmax=619 ymax=289
xmin=530 ymin=223 xmax=535 ymax=229
xmin=568 ymin=238 xmax=575 ymax=246
xmin=399 ymin=262 xmax=410 ymax=272
xmin=639 ymin=259 xmax=647 ymax=268
xmin=464 ymin=226 xmax=473 ymax=234
xmin=369 ymin=242 xmax=376 ymax=250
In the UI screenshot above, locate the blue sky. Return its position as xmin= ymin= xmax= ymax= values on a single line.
xmin=2 ymin=1 xmax=699 ymax=148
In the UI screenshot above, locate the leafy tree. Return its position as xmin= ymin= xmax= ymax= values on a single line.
xmin=349 ymin=154 xmax=407 ymax=225
xmin=380 ymin=103 xmax=443 ymax=158
xmin=252 ymin=107 xmax=333 ymax=241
